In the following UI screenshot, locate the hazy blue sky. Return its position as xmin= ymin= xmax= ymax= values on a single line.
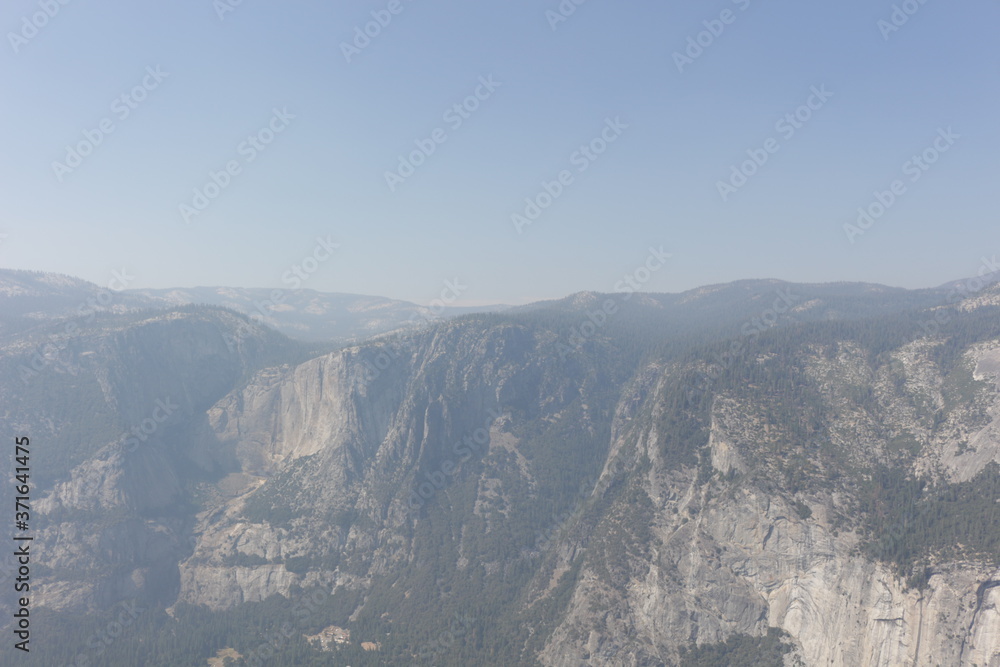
xmin=1 ymin=0 xmax=997 ymax=305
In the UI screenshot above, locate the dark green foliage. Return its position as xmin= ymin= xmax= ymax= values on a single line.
xmin=0 ymin=357 xmax=121 ymax=489
xmin=27 ymin=589 xmax=378 ymax=667
xmin=857 ymin=463 xmax=1000 ymax=583
xmin=283 ymin=556 xmax=312 ymax=575
xmin=679 ymin=627 xmax=795 ymax=667
xmin=227 ymin=552 xmax=269 ymax=567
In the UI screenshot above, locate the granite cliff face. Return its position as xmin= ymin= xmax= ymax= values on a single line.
xmin=165 ymin=294 xmax=1000 ymax=665
xmin=538 ymin=342 xmax=1000 ymax=666
xmin=6 ymin=279 xmax=1000 ymax=665
xmin=0 ymin=307 xmax=300 ymax=610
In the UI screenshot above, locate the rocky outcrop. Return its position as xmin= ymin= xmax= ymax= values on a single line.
xmin=8 ymin=282 xmax=1000 ymax=665
xmin=22 ymin=309 xmax=289 ymax=612
xmin=537 ymin=344 xmax=1000 ymax=666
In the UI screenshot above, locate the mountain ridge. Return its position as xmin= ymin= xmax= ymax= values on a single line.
xmin=4 ymin=269 xmax=1000 ymax=665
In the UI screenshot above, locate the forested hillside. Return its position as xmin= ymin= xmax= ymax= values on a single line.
xmin=2 ymin=275 xmax=1000 ymax=665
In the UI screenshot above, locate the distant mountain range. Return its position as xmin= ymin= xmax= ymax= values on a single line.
xmin=128 ymin=286 xmax=508 ymax=342
xmin=0 ymin=269 xmax=507 ymax=343
xmin=3 ymin=267 xmax=1000 ymax=664
xmin=6 ymin=267 xmax=997 ymax=345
